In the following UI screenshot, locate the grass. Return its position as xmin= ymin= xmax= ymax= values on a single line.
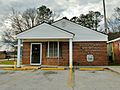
xmin=0 ymin=60 xmax=15 ymax=65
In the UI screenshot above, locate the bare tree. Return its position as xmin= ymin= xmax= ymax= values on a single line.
xmin=107 ymin=7 xmax=120 ymax=33
xmin=1 ymin=29 xmax=17 ymax=49
xmin=114 ymin=7 xmax=120 ymax=22
xmin=0 ymin=5 xmax=54 ymax=51
xmin=22 ymin=8 xmax=37 ymax=28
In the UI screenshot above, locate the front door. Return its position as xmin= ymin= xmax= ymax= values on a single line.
xmin=31 ymin=43 xmax=42 ymax=65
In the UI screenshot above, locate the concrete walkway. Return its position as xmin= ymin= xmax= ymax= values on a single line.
xmin=106 ymin=66 xmax=120 ymax=74
xmin=0 ymin=65 xmax=14 ymax=68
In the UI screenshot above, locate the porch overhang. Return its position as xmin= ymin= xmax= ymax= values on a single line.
xmin=17 ymin=23 xmax=74 ymax=40
xmin=16 ymin=23 xmax=74 ymax=68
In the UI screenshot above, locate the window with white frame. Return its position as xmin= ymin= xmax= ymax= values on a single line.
xmin=47 ymin=42 xmax=61 ymax=57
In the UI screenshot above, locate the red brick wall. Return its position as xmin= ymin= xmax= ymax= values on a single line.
xmin=22 ymin=42 xmax=30 ymax=64
xmin=22 ymin=42 xmax=69 ymax=66
xmin=113 ymin=41 xmax=120 ymax=64
xmin=42 ymin=42 xmax=69 ymax=66
xmin=22 ymin=41 xmax=108 ymax=66
xmin=73 ymin=42 xmax=108 ymax=66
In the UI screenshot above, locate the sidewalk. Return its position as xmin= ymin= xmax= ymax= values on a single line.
xmin=106 ymin=66 xmax=120 ymax=74
xmin=0 ymin=65 xmax=14 ymax=68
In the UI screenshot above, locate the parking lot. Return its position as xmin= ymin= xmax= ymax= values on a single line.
xmin=0 ymin=69 xmax=120 ymax=90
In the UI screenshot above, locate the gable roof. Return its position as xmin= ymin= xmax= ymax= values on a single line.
xmin=17 ymin=23 xmax=74 ymax=39
xmin=53 ymin=18 xmax=108 ymax=41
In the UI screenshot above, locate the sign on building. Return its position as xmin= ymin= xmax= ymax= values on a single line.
xmin=86 ymin=54 xmax=94 ymax=62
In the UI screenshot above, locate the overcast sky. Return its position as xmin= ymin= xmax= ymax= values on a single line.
xmin=0 ymin=0 xmax=120 ymax=50
xmin=0 ymin=0 xmax=120 ymax=19
xmin=0 ymin=0 xmax=120 ymax=33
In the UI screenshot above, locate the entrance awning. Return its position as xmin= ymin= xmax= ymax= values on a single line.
xmin=16 ymin=23 xmax=74 ymax=68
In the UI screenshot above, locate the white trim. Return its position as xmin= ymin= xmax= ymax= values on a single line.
xmin=30 ymin=43 xmax=42 ymax=65
xmin=17 ymin=39 xmax=21 ymax=67
xmin=17 ymin=37 xmax=73 ymax=39
xmin=15 ymin=44 xmax=23 ymax=47
xmin=72 ymin=40 xmax=107 ymax=42
xmin=108 ymin=37 xmax=120 ymax=43
xmin=23 ymin=39 xmax=69 ymax=42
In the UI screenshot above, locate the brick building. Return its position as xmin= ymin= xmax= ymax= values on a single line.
xmin=16 ymin=18 xmax=108 ymax=67
xmin=108 ymin=37 xmax=120 ymax=64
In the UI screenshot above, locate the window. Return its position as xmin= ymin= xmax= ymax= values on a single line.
xmin=47 ymin=42 xmax=62 ymax=57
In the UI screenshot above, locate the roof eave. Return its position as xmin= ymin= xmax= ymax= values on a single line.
xmin=17 ymin=36 xmax=74 ymax=40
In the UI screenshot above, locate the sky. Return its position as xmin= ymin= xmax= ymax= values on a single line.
xmin=0 ymin=0 xmax=120 ymax=19
xmin=0 ymin=0 xmax=120 ymax=50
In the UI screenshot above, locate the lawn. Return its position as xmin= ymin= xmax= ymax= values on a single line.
xmin=0 ymin=60 xmax=15 ymax=65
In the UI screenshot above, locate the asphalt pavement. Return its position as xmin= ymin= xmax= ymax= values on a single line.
xmin=0 ymin=69 xmax=120 ymax=90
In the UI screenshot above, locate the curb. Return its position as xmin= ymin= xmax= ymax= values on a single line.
xmin=2 ymin=67 xmax=112 ymax=71
xmin=2 ymin=67 xmax=65 ymax=71
xmin=79 ymin=68 xmax=104 ymax=71
xmin=3 ymin=68 xmax=38 ymax=71
xmin=3 ymin=67 xmax=39 ymax=71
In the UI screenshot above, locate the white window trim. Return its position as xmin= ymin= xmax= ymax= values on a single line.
xmin=47 ymin=42 xmax=49 ymax=57
xmin=47 ymin=41 xmax=60 ymax=58
xmin=58 ymin=41 xmax=59 ymax=58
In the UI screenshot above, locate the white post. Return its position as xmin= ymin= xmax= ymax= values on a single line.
xmin=47 ymin=42 xmax=49 ymax=57
xmin=57 ymin=41 xmax=59 ymax=65
xmin=17 ymin=39 xmax=21 ymax=68
xmin=69 ymin=39 xmax=73 ymax=69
